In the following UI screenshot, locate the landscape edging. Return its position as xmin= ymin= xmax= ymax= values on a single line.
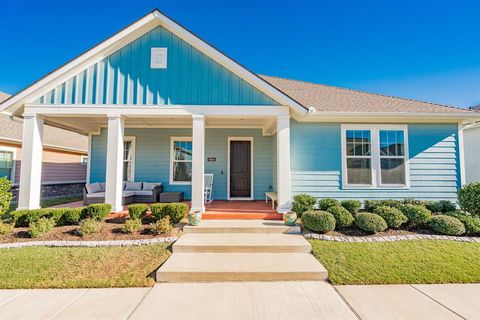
xmin=304 ymin=232 xmax=480 ymax=243
xmin=0 ymin=236 xmax=178 ymax=249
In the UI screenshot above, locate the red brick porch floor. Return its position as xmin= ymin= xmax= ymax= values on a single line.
xmin=53 ymin=200 xmax=281 ymax=220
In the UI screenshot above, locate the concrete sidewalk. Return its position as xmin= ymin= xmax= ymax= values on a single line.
xmin=0 ymin=283 xmax=479 ymax=319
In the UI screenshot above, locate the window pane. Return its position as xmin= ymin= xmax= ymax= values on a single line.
xmin=173 ymin=162 xmax=192 ymax=181
xmin=346 ymin=130 xmax=371 ymax=156
xmin=123 ymin=161 xmax=132 ymax=182
xmin=347 ymin=158 xmax=371 ymax=185
xmin=381 ymin=158 xmax=406 ymax=185
xmin=0 ymin=168 xmax=11 ymax=180
xmin=380 ymin=130 xmax=404 ymax=156
xmin=124 ymin=141 xmax=132 ymax=161
xmin=0 ymin=151 xmax=13 ymax=169
xmin=174 ymin=141 xmax=192 ymax=161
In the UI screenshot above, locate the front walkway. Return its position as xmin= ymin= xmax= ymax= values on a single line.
xmin=0 ymin=283 xmax=478 ymax=319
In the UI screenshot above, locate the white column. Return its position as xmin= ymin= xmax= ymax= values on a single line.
xmin=276 ymin=115 xmax=291 ymax=213
xmin=18 ymin=114 xmax=44 ymax=210
xmin=105 ymin=115 xmax=124 ymax=213
xmin=191 ymin=115 xmax=205 ymax=213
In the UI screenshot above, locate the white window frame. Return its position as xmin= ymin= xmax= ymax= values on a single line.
xmin=0 ymin=146 xmax=17 ymax=184
xmin=170 ymin=136 xmax=192 ymax=185
xmin=123 ymin=136 xmax=136 ymax=182
xmin=341 ymin=124 xmax=410 ymax=189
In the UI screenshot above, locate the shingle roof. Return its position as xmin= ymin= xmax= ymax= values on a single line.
xmin=0 ymin=92 xmax=88 ymax=152
xmin=260 ymin=75 xmax=474 ymax=114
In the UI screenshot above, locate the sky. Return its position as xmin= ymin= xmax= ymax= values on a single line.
xmin=1 ymin=0 xmax=480 ymax=108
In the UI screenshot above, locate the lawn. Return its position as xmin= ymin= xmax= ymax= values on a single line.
xmin=310 ymin=240 xmax=480 ymax=285
xmin=0 ymin=243 xmax=171 ymax=289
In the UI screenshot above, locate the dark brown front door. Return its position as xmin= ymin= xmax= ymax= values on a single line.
xmin=230 ymin=140 xmax=251 ymax=198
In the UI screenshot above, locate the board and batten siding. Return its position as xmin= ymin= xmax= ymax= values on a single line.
xmin=36 ymin=26 xmax=278 ymax=106
xmin=90 ymin=128 xmax=275 ymax=200
xmin=290 ymin=120 xmax=461 ymax=202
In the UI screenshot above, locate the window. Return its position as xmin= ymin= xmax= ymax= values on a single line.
xmin=123 ymin=137 xmax=135 ymax=182
xmin=80 ymin=156 xmax=88 ymax=166
xmin=170 ymin=137 xmax=192 ymax=184
xmin=0 ymin=147 xmax=16 ymax=182
xmin=342 ymin=125 xmax=409 ymax=188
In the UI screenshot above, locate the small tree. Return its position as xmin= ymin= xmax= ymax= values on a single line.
xmin=0 ymin=177 xmax=13 ymax=216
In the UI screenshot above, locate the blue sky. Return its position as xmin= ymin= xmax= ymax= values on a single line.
xmin=1 ymin=0 xmax=479 ymax=108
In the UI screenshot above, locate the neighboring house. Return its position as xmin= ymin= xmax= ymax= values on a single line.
xmin=1 ymin=9 xmax=479 ymax=212
xmin=464 ymin=104 xmax=480 ymax=183
xmin=0 ymin=92 xmax=88 ymax=199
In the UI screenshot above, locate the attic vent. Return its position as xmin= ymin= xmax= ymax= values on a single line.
xmin=151 ymin=48 xmax=168 ymax=69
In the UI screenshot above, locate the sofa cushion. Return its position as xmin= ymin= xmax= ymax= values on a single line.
xmin=122 ymin=191 xmax=135 ymax=197
xmin=125 ymin=182 xmax=142 ymax=191
xmin=142 ymin=182 xmax=160 ymax=191
xmin=134 ymin=190 xmax=153 ymax=196
xmin=86 ymin=191 xmax=105 ymax=198
xmin=98 ymin=183 xmax=105 ymax=192
xmin=85 ymin=183 xmax=101 ymax=194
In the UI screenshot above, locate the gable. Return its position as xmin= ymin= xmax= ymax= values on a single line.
xmin=36 ymin=26 xmax=279 ymax=106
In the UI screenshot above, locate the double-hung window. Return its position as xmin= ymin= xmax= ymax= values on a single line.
xmin=123 ymin=137 xmax=135 ymax=182
xmin=0 ymin=147 xmax=15 ymax=183
xmin=342 ymin=125 xmax=409 ymax=188
xmin=170 ymin=137 xmax=192 ymax=184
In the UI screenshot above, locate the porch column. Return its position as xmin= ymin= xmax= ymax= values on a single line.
xmin=105 ymin=115 xmax=124 ymax=213
xmin=18 ymin=114 xmax=44 ymax=210
xmin=191 ymin=115 xmax=205 ymax=213
xmin=276 ymin=115 xmax=291 ymax=213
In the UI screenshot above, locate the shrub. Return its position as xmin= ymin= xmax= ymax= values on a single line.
xmin=128 ymin=204 xmax=149 ymax=220
xmin=121 ymin=218 xmax=142 ymax=234
xmin=426 ymin=200 xmax=456 ymax=214
xmin=25 ymin=208 xmax=53 ymax=224
xmin=301 ymin=211 xmax=336 ymax=233
xmin=429 ymin=215 xmax=465 ymax=236
xmin=0 ymin=177 xmax=13 ymax=217
xmin=0 ymin=221 xmax=14 ymax=235
xmin=445 ymin=211 xmax=480 ymax=236
xmin=59 ymin=208 xmax=84 ymax=225
xmin=364 ymin=200 xmax=403 ymax=212
xmin=341 ymin=200 xmax=361 ymax=214
xmin=402 ymin=198 xmax=432 ymax=207
xmin=150 ymin=216 xmax=173 ymax=235
xmin=83 ymin=204 xmax=112 ymax=221
xmin=9 ymin=209 xmax=30 ymax=227
xmin=151 ymin=203 xmax=188 ymax=224
xmin=28 ymin=217 xmax=55 ymax=238
xmin=401 ymin=204 xmax=432 ymax=226
xmin=292 ymin=194 xmax=317 ymax=216
xmin=327 ymin=205 xmax=354 ymax=229
xmin=355 ymin=213 xmax=387 ymax=234
xmin=458 ymin=182 xmax=480 ymax=217
xmin=373 ymin=206 xmax=408 ymax=229
xmin=78 ymin=218 xmax=101 ymax=236
xmin=318 ymin=198 xmax=341 ymax=211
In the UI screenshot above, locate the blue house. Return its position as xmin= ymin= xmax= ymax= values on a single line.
xmin=1 ymin=9 xmax=478 ymax=213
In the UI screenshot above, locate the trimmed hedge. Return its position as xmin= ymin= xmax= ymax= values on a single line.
xmin=83 ymin=204 xmax=112 ymax=221
xmin=318 ymin=198 xmax=341 ymax=211
xmin=445 ymin=211 xmax=480 ymax=236
xmin=128 ymin=204 xmax=149 ymax=220
xmin=373 ymin=206 xmax=408 ymax=229
xmin=457 ymin=182 xmax=480 ymax=217
xmin=364 ymin=200 xmax=403 ymax=212
xmin=355 ymin=213 xmax=387 ymax=234
xmin=426 ymin=200 xmax=456 ymax=214
xmin=341 ymin=200 xmax=361 ymax=214
xmin=401 ymin=204 xmax=432 ymax=226
xmin=28 ymin=217 xmax=55 ymax=238
xmin=429 ymin=215 xmax=465 ymax=236
xmin=292 ymin=194 xmax=317 ymax=216
xmin=151 ymin=203 xmax=188 ymax=224
xmin=59 ymin=208 xmax=85 ymax=225
xmin=11 ymin=205 xmax=97 ymax=227
xmin=327 ymin=205 xmax=354 ymax=229
xmin=302 ymin=211 xmax=336 ymax=233
xmin=120 ymin=218 xmax=142 ymax=234
xmin=78 ymin=218 xmax=101 ymax=236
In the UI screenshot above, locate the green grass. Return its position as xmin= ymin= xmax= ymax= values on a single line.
xmin=0 ymin=244 xmax=171 ymax=288
xmin=40 ymin=195 xmax=83 ymax=208
xmin=310 ymin=240 xmax=480 ymax=285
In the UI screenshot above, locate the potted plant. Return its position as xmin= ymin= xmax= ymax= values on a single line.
xmin=282 ymin=211 xmax=297 ymax=226
xmin=188 ymin=210 xmax=202 ymax=226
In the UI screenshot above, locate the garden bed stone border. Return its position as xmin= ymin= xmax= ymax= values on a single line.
xmin=304 ymin=232 xmax=480 ymax=242
xmin=0 ymin=236 xmax=178 ymax=249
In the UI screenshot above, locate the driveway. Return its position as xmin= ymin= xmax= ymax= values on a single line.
xmin=0 ymin=282 xmax=478 ymax=319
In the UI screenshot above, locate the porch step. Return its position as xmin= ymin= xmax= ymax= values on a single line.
xmin=202 ymin=213 xmax=282 ymax=220
xmin=183 ymin=220 xmax=300 ymax=234
xmin=156 ymin=252 xmax=328 ymax=282
xmin=173 ymin=233 xmax=311 ymax=253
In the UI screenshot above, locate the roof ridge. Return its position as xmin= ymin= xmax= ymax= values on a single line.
xmin=259 ymin=74 xmax=474 ymax=113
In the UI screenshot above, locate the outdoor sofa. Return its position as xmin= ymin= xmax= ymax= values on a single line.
xmin=83 ymin=181 xmax=163 ymax=205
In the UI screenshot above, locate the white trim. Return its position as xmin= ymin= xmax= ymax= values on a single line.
xmin=0 ymin=146 xmax=17 ymax=184
xmin=169 ymin=136 xmax=193 ymax=185
xmin=123 ymin=136 xmax=136 ymax=182
xmin=458 ymin=122 xmax=466 ymax=187
xmin=341 ymin=124 xmax=410 ymax=189
xmin=227 ymin=137 xmax=254 ymax=201
xmin=296 ymin=111 xmax=480 ymax=122
xmin=86 ymin=134 xmax=92 ymax=183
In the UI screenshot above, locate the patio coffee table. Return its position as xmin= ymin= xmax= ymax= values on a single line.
xmin=159 ymin=192 xmax=184 ymax=203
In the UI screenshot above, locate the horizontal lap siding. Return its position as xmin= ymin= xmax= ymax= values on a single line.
xmin=89 ymin=128 xmax=274 ymax=200
xmin=291 ymin=121 xmax=460 ymax=202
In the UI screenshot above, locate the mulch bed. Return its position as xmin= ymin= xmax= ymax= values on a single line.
xmin=0 ymin=218 xmax=183 ymax=243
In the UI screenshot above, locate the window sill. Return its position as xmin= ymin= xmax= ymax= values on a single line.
xmin=342 ymin=184 xmax=410 ymax=190
xmin=169 ymin=181 xmax=192 ymax=186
